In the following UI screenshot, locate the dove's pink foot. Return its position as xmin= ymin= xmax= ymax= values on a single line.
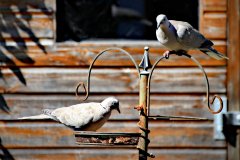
xmin=163 ymin=51 xmax=171 ymax=59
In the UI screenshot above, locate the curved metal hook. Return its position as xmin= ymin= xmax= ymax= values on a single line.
xmin=147 ymin=52 xmax=223 ymax=115
xmin=75 ymin=82 xmax=88 ymax=101
xmin=147 ymin=55 xmax=166 ymax=116
xmin=75 ymin=47 xmax=140 ymax=101
xmin=189 ymin=55 xmax=223 ymax=114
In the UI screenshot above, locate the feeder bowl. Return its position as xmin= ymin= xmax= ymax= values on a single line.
xmin=74 ymin=131 xmax=140 ymax=146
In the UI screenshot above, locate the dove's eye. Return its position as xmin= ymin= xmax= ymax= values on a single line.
xmin=112 ymin=101 xmax=119 ymax=107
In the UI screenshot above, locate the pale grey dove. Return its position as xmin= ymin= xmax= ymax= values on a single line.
xmin=156 ymin=14 xmax=228 ymax=59
xmin=19 ymin=97 xmax=120 ymax=131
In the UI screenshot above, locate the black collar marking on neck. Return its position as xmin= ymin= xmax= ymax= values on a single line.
xmin=100 ymin=103 xmax=107 ymax=110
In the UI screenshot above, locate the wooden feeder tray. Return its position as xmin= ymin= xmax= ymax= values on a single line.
xmin=74 ymin=131 xmax=140 ymax=146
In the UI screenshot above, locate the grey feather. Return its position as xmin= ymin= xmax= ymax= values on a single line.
xmin=201 ymin=47 xmax=229 ymax=60
xmin=18 ymin=97 xmax=120 ymax=131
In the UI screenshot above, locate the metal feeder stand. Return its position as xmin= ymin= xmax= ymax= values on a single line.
xmin=74 ymin=47 xmax=224 ymax=160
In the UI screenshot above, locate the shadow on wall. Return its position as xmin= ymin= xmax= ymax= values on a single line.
xmin=0 ymin=137 xmax=15 ymax=160
xmin=0 ymin=1 xmax=50 ymax=112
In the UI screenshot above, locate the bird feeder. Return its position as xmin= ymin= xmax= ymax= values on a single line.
xmin=74 ymin=47 xmax=223 ymax=160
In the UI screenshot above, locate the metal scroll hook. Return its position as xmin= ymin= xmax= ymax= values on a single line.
xmin=75 ymin=47 xmax=140 ymax=101
xmin=75 ymin=82 xmax=88 ymax=101
xmin=209 ymin=95 xmax=223 ymax=114
xmin=147 ymin=51 xmax=223 ymax=114
xmin=188 ymin=54 xmax=223 ymax=114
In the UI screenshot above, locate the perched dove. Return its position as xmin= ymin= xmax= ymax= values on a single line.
xmin=156 ymin=14 xmax=228 ymax=59
xmin=19 ymin=97 xmax=120 ymax=131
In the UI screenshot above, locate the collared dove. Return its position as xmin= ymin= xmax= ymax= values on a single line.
xmin=19 ymin=97 xmax=120 ymax=131
xmin=156 ymin=14 xmax=228 ymax=59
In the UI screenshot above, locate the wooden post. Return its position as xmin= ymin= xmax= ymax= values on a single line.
xmin=227 ymin=0 xmax=240 ymax=159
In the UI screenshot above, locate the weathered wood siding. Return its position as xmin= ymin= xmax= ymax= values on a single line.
xmin=0 ymin=0 xmax=228 ymax=159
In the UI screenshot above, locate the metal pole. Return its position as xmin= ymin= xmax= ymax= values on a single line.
xmin=138 ymin=72 xmax=149 ymax=160
xmin=138 ymin=47 xmax=151 ymax=160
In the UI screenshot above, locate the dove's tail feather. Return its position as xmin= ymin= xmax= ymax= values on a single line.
xmin=19 ymin=114 xmax=52 ymax=120
xmin=200 ymin=47 xmax=229 ymax=60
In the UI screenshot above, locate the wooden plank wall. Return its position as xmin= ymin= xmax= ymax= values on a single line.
xmin=0 ymin=0 xmax=228 ymax=159
xmin=226 ymin=0 xmax=240 ymax=159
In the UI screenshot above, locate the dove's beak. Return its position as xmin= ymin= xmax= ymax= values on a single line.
xmin=116 ymin=106 xmax=120 ymax=113
xmin=157 ymin=22 xmax=160 ymax=29
xmin=112 ymin=101 xmax=120 ymax=113
xmin=157 ymin=21 xmax=163 ymax=29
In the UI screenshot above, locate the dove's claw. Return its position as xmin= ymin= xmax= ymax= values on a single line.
xmin=163 ymin=51 xmax=171 ymax=59
xmin=175 ymin=50 xmax=187 ymax=56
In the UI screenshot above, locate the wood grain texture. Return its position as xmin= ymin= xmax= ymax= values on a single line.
xmin=200 ymin=13 xmax=226 ymax=39
xmin=202 ymin=0 xmax=227 ymax=11
xmin=0 ymin=41 xmax=227 ymax=67
xmin=227 ymin=0 xmax=240 ymax=113
xmin=0 ymin=121 xmax=225 ymax=148
xmin=0 ymin=68 xmax=226 ymax=93
xmin=227 ymin=0 xmax=240 ymax=159
xmin=0 ymin=94 xmax=227 ymax=120
xmin=0 ymin=148 xmax=226 ymax=160
xmin=0 ymin=13 xmax=54 ymax=39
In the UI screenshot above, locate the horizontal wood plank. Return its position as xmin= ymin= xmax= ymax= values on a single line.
xmin=0 ymin=41 xmax=227 ymax=67
xmin=0 ymin=94 xmax=227 ymax=120
xmin=0 ymin=148 xmax=226 ymax=160
xmin=0 ymin=13 xmax=54 ymax=39
xmin=0 ymin=95 xmax=226 ymax=120
xmin=0 ymin=68 xmax=226 ymax=93
xmin=0 ymin=121 xmax=225 ymax=148
xmin=200 ymin=13 xmax=226 ymax=39
xmin=202 ymin=0 xmax=227 ymax=11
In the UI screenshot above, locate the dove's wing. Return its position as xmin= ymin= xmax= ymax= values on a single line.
xmin=170 ymin=20 xmax=211 ymax=49
xmin=51 ymin=103 xmax=100 ymax=128
xmin=170 ymin=20 xmax=228 ymax=59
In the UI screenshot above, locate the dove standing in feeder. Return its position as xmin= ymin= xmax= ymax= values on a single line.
xmin=156 ymin=14 xmax=228 ymax=59
xmin=19 ymin=97 xmax=120 ymax=131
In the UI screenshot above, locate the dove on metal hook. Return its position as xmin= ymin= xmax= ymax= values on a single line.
xmin=156 ymin=14 xmax=228 ymax=59
xmin=19 ymin=97 xmax=120 ymax=131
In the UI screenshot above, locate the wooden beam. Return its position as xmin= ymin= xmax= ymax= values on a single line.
xmin=227 ymin=0 xmax=240 ymax=159
xmin=202 ymin=0 xmax=227 ymax=11
xmin=0 ymin=121 xmax=225 ymax=148
xmin=0 ymin=68 xmax=226 ymax=94
xmin=0 ymin=148 xmax=227 ymax=160
xmin=1 ymin=94 xmax=225 ymax=120
xmin=0 ymin=42 xmax=227 ymax=67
